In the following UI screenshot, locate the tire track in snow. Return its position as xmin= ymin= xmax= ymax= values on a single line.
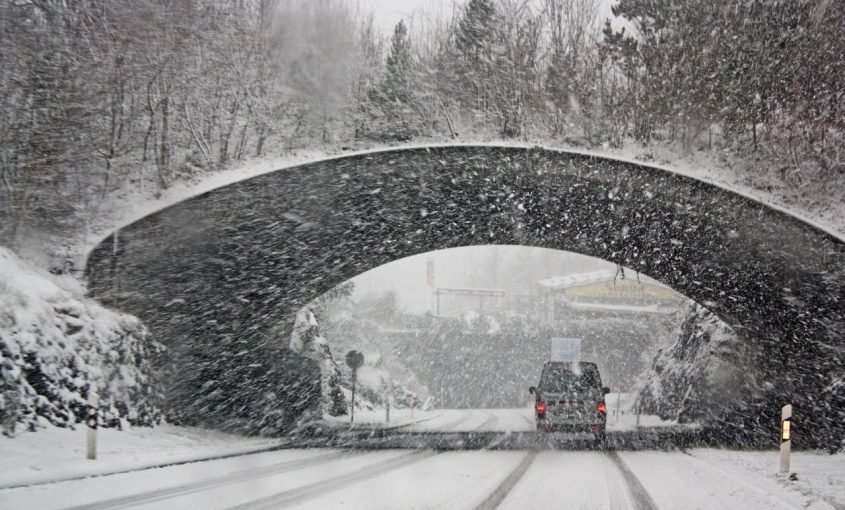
xmin=381 ymin=412 xmax=446 ymax=432
xmin=520 ymin=412 xmax=535 ymax=428
xmin=441 ymin=411 xmax=477 ymax=431
xmin=475 ymin=410 xmax=499 ymax=432
xmin=604 ymin=451 xmax=658 ymax=510
xmin=400 ymin=410 xmax=472 ymax=432
xmin=63 ymin=450 xmax=369 ymax=510
xmin=471 ymin=450 xmax=539 ymax=510
xmin=227 ymin=450 xmax=440 ymax=510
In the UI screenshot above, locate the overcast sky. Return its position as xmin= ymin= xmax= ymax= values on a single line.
xmin=368 ymin=0 xmax=620 ymax=36
xmin=368 ymin=0 xmax=454 ymax=35
xmin=350 ymin=246 xmax=618 ymax=314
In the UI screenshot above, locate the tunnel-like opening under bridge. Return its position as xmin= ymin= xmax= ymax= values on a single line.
xmin=86 ymin=145 xmax=845 ymax=446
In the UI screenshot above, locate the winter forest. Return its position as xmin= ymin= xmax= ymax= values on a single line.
xmin=2 ymin=0 xmax=844 ymax=257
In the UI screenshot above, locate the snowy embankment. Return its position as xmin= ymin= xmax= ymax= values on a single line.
xmin=77 ymin=140 xmax=843 ymax=268
xmin=0 ymin=424 xmax=282 ymax=488
xmin=623 ymin=449 xmax=845 ymax=510
xmin=688 ymin=449 xmax=845 ymax=510
xmin=0 ymin=248 xmax=162 ymax=435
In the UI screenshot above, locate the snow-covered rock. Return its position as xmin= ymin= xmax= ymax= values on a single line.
xmin=0 ymin=247 xmax=163 ymax=435
xmin=637 ymin=300 xmax=753 ymax=423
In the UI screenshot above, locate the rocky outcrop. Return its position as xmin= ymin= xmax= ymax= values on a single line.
xmin=637 ymin=300 xmax=754 ymax=423
xmin=0 ymin=248 xmax=163 ymax=436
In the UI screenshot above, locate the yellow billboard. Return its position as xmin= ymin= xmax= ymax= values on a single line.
xmin=564 ymin=278 xmax=682 ymax=304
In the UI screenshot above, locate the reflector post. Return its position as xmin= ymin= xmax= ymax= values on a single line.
xmin=86 ymin=394 xmax=98 ymax=461
xmin=780 ymin=404 xmax=792 ymax=475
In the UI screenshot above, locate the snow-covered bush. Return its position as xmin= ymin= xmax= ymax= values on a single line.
xmin=339 ymin=354 xmax=421 ymax=411
xmin=637 ymin=300 xmax=754 ymax=423
xmin=290 ymin=309 xmax=347 ymax=417
xmin=0 ymin=247 xmax=164 ymax=436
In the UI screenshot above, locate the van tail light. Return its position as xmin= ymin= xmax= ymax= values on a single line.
xmin=536 ymin=402 xmax=546 ymax=414
xmin=596 ymin=402 xmax=607 ymax=414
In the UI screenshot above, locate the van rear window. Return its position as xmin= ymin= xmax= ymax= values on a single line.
xmin=540 ymin=366 xmax=600 ymax=392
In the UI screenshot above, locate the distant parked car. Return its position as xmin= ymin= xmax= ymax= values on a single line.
xmin=530 ymin=361 xmax=610 ymax=442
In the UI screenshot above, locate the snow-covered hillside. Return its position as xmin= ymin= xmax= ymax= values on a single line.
xmin=0 ymin=248 xmax=163 ymax=435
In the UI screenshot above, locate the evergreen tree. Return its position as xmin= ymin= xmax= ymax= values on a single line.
xmin=367 ymin=20 xmax=419 ymax=141
xmin=456 ymin=0 xmax=497 ymax=61
xmin=453 ymin=0 xmax=497 ymax=113
xmin=384 ymin=20 xmax=413 ymax=104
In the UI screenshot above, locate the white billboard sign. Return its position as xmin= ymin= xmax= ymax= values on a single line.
xmin=551 ymin=337 xmax=582 ymax=362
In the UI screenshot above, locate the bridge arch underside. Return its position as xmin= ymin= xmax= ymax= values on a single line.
xmin=87 ymin=146 xmax=844 ymax=444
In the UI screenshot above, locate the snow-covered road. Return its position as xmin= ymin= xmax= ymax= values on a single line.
xmin=3 ymin=445 xmax=840 ymax=510
xmin=1 ymin=409 xmax=840 ymax=509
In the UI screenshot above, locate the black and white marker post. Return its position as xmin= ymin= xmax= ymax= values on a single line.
xmin=345 ymin=350 xmax=364 ymax=424
xmin=780 ymin=404 xmax=792 ymax=475
xmin=384 ymin=380 xmax=392 ymax=423
xmin=86 ymin=394 xmax=99 ymax=460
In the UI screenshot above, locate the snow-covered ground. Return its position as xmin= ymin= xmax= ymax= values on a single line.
xmin=688 ymin=449 xmax=845 ymax=510
xmin=1 ymin=426 xmax=841 ymax=509
xmin=622 ymin=449 xmax=845 ymax=510
xmin=0 ymin=424 xmax=282 ymax=488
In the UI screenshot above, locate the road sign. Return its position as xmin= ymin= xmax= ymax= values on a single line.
xmin=433 ymin=287 xmax=506 ymax=315
xmin=551 ymin=337 xmax=582 ymax=362
xmin=434 ymin=287 xmax=505 ymax=297
xmin=345 ymin=350 xmax=364 ymax=423
xmin=345 ymin=350 xmax=364 ymax=370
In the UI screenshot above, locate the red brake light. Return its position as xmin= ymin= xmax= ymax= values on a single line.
xmin=536 ymin=403 xmax=546 ymax=413
xmin=597 ymin=402 xmax=607 ymax=414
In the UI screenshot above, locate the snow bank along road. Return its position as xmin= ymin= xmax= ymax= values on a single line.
xmin=2 ymin=445 xmax=839 ymax=509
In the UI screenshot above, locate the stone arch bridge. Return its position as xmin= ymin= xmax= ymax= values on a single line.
xmin=86 ymin=146 xmax=844 ymax=444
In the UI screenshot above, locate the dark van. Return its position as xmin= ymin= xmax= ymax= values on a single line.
xmin=529 ymin=361 xmax=610 ymax=441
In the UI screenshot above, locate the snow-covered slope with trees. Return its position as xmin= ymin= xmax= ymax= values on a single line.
xmin=2 ymin=0 xmax=842 ymax=269
xmin=0 ymin=248 xmax=163 ymax=436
